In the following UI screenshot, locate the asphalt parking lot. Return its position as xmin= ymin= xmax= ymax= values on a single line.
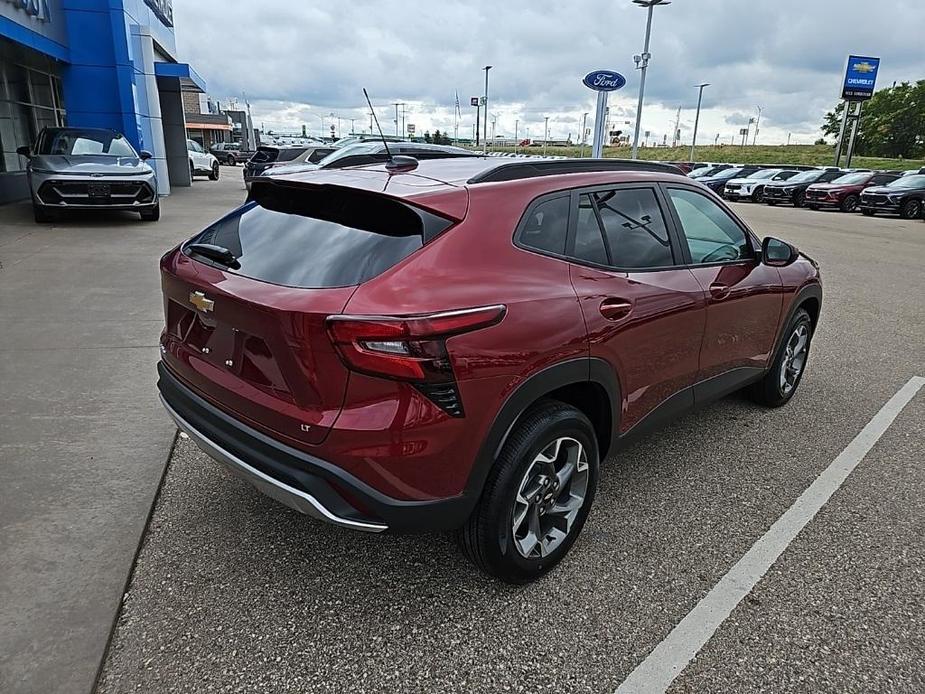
xmin=89 ymin=195 xmax=925 ymax=694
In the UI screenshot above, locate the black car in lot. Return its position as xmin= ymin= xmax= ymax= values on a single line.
xmin=859 ymin=174 xmax=925 ymax=218
xmin=764 ymin=169 xmax=845 ymax=207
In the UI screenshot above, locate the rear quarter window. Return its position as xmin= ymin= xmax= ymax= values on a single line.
xmin=184 ymin=184 xmax=450 ymax=288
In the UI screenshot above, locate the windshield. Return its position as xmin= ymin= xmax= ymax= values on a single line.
xmin=689 ymin=167 xmax=721 ymax=178
xmin=712 ymin=168 xmax=744 ymax=180
xmin=830 ymin=173 xmax=871 ymax=185
xmin=37 ymin=129 xmax=137 ymax=157
xmin=746 ymin=169 xmax=778 ymax=180
xmin=888 ymin=175 xmax=925 ymax=188
xmin=787 ymin=170 xmax=824 ymax=184
xmin=317 ymin=142 xmax=381 ymax=166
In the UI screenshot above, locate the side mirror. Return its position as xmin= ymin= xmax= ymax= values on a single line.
xmin=16 ymin=145 xmax=31 ymax=158
xmin=139 ymin=150 xmax=153 ymax=161
xmin=761 ymin=237 xmax=799 ymax=266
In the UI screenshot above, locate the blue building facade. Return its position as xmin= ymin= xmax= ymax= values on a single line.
xmin=0 ymin=0 xmax=205 ymax=202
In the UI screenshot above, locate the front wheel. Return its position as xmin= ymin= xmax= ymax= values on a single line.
xmin=457 ymin=400 xmax=599 ymax=584
xmin=900 ymin=198 xmax=922 ymax=219
xmin=753 ymin=187 xmax=765 ymax=204
xmin=750 ymin=308 xmax=813 ymax=408
xmin=766 ymin=200 xmax=778 ymax=206
xmin=840 ymin=194 xmax=859 ymax=213
xmin=807 ymin=204 xmax=819 ymax=211
xmin=861 ymin=209 xmax=875 ymax=216
xmin=227 ymin=155 xmax=236 ymax=166
xmin=209 ymin=162 xmax=220 ymax=181
xmin=33 ymin=203 xmax=54 ymax=223
xmin=139 ymin=201 xmax=160 ymax=221
xmin=793 ymin=191 xmax=806 ymax=208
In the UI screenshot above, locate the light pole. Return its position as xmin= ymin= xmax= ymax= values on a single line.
xmin=514 ymin=119 xmax=519 ymax=153
xmin=752 ymin=105 xmax=762 ymax=145
xmin=543 ymin=116 xmax=549 ymax=156
xmin=631 ymin=0 xmax=670 ymax=159
xmin=579 ymin=111 xmax=588 ymax=157
xmin=482 ymin=65 xmax=492 ymax=155
xmin=689 ymin=82 xmax=709 ymax=162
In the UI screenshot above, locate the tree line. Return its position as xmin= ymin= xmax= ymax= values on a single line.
xmin=823 ymin=80 xmax=925 ymax=159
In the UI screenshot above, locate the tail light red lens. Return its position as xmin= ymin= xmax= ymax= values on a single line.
xmin=326 ymin=305 xmax=506 ymax=382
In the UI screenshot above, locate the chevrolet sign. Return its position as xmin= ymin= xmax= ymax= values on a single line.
xmin=842 ymin=55 xmax=880 ymax=101
xmin=144 ymin=0 xmax=174 ymax=27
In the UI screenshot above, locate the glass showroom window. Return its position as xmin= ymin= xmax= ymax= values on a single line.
xmin=0 ymin=39 xmax=66 ymax=174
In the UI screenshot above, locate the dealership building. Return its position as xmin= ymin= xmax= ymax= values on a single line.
xmin=0 ymin=0 xmax=206 ymax=203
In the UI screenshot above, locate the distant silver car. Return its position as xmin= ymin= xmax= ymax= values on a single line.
xmin=19 ymin=127 xmax=160 ymax=223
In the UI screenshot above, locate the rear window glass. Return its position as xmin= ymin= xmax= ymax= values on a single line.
xmin=277 ymin=148 xmax=308 ymax=162
xmin=184 ymin=184 xmax=448 ymax=288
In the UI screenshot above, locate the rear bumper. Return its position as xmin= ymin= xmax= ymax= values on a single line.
xmin=157 ymin=362 xmax=474 ymax=532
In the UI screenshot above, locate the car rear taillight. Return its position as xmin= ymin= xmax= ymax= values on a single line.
xmin=326 ymin=305 xmax=506 ymax=416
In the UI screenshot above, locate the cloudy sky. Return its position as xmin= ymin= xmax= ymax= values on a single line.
xmin=173 ymin=0 xmax=924 ymax=146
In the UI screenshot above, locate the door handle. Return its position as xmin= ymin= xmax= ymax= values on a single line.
xmin=599 ymin=298 xmax=633 ymax=320
xmin=709 ymin=283 xmax=730 ymax=300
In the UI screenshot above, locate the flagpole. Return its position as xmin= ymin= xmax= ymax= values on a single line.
xmin=454 ymin=91 xmax=460 ymax=145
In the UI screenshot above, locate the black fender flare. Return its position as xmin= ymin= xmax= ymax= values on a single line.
xmin=463 ymin=357 xmax=621 ymax=500
xmin=772 ymin=281 xmax=822 ymax=359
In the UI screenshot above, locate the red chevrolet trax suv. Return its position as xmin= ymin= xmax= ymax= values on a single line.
xmin=158 ymin=157 xmax=822 ymax=583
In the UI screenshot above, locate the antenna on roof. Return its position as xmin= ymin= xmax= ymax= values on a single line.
xmin=363 ymin=88 xmax=417 ymax=173
xmin=363 ymin=88 xmax=393 ymax=161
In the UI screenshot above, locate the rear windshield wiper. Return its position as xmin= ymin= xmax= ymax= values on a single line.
xmin=186 ymin=243 xmax=241 ymax=269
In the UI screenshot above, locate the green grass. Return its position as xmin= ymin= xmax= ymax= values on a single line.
xmin=479 ymin=144 xmax=925 ymax=171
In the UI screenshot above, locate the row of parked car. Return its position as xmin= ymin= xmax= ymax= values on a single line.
xmin=671 ymin=161 xmax=925 ymax=220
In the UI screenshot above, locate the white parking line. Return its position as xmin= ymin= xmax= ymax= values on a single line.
xmin=615 ymin=376 xmax=925 ymax=694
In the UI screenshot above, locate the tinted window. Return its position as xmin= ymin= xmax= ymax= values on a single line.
xmin=667 ymin=188 xmax=751 ymax=264
xmin=184 ymin=186 xmax=448 ymax=288
xmin=871 ymin=174 xmax=896 ymax=185
xmin=573 ymin=195 xmax=608 ymax=265
xmin=574 ymin=188 xmax=673 ymax=269
xmin=277 ymin=148 xmax=309 ymax=162
xmin=819 ymin=170 xmax=845 ymax=182
xmin=38 ymin=129 xmax=136 ymax=157
xmin=519 ymin=196 xmax=569 ymax=255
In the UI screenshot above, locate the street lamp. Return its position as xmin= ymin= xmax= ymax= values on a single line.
xmin=483 ymin=65 xmax=492 ymax=155
xmin=630 ymin=0 xmax=671 ymax=160
xmin=752 ymin=105 xmax=762 ymax=146
xmin=579 ymin=111 xmax=589 ymax=158
xmin=689 ymin=82 xmax=710 ymax=162
xmin=543 ymin=116 xmax=549 ymax=156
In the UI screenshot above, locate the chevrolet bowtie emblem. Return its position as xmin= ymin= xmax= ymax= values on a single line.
xmin=189 ymin=291 xmax=214 ymax=313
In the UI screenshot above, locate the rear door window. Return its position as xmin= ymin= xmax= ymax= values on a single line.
xmin=571 ymin=187 xmax=674 ymax=269
xmin=184 ymin=184 xmax=450 ymax=288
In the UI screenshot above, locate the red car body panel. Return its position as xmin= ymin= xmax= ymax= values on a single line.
xmin=158 ymin=157 xmax=822 ymax=528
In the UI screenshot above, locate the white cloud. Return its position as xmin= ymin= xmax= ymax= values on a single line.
xmin=172 ymin=0 xmax=924 ymax=146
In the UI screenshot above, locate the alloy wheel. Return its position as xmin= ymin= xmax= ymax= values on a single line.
xmin=779 ymin=324 xmax=809 ymax=395
xmin=511 ymin=437 xmax=589 ymax=559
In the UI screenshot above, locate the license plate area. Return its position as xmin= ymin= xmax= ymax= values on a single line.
xmin=88 ymin=183 xmax=111 ymax=198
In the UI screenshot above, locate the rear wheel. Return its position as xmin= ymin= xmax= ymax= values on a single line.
xmin=457 ymin=400 xmax=599 ymax=584
xmin=900 ymin=198 xmax=921 ymax=219
xmin=228 ymin=155 xmax=236 ymax=166
xmin=209 ymin=161 xmax=220 ymax=181
xmin=840 ymin=194 xmax=859 ymax=213
xmin=751 ymin=308 xmax=812 ymax=408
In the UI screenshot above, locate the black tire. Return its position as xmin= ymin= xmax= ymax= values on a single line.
xmin=227 ymin=155 xmax=236 ymax=166
xmin=456 ymin=400 xmax=599 ymax=584
xmin=807 ymin=204 xmax=819 ymax=211
xmin=766 ymin=200 xmax=778 ymax=206
xmin=209 ymin=162 xmax=220 ymax=181
xmin=840 ymin=194 xmax=859 ymax=213
xmin=189 ymin=161 xmax=195 ymax=181
xmin=793 ymin=191 xmax=806 ymax=208
xmin=899 ymin=198 xmax=921 ymax=220
xmin=33 ymin=203 xmax=54 ymax=223
xmin=139 ymin=201 xmax=160 ymax=221
xmin=753 ymin=187 xmax=765 ymax=204
xmin=861 ymin=209 xmax=875 ymax=216
xmin=750 ymin=308 xmax=813 ymax=408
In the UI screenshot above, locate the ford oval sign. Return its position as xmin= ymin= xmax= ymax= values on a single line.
xmin=583 ymin=70 xmax=626 ymax=92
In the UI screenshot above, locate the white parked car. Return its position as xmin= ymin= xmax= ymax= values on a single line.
xmin=187 ymin=139 xmax=219 ymax=181
xmin=723 ymin=168 xmax=799 ymax=203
